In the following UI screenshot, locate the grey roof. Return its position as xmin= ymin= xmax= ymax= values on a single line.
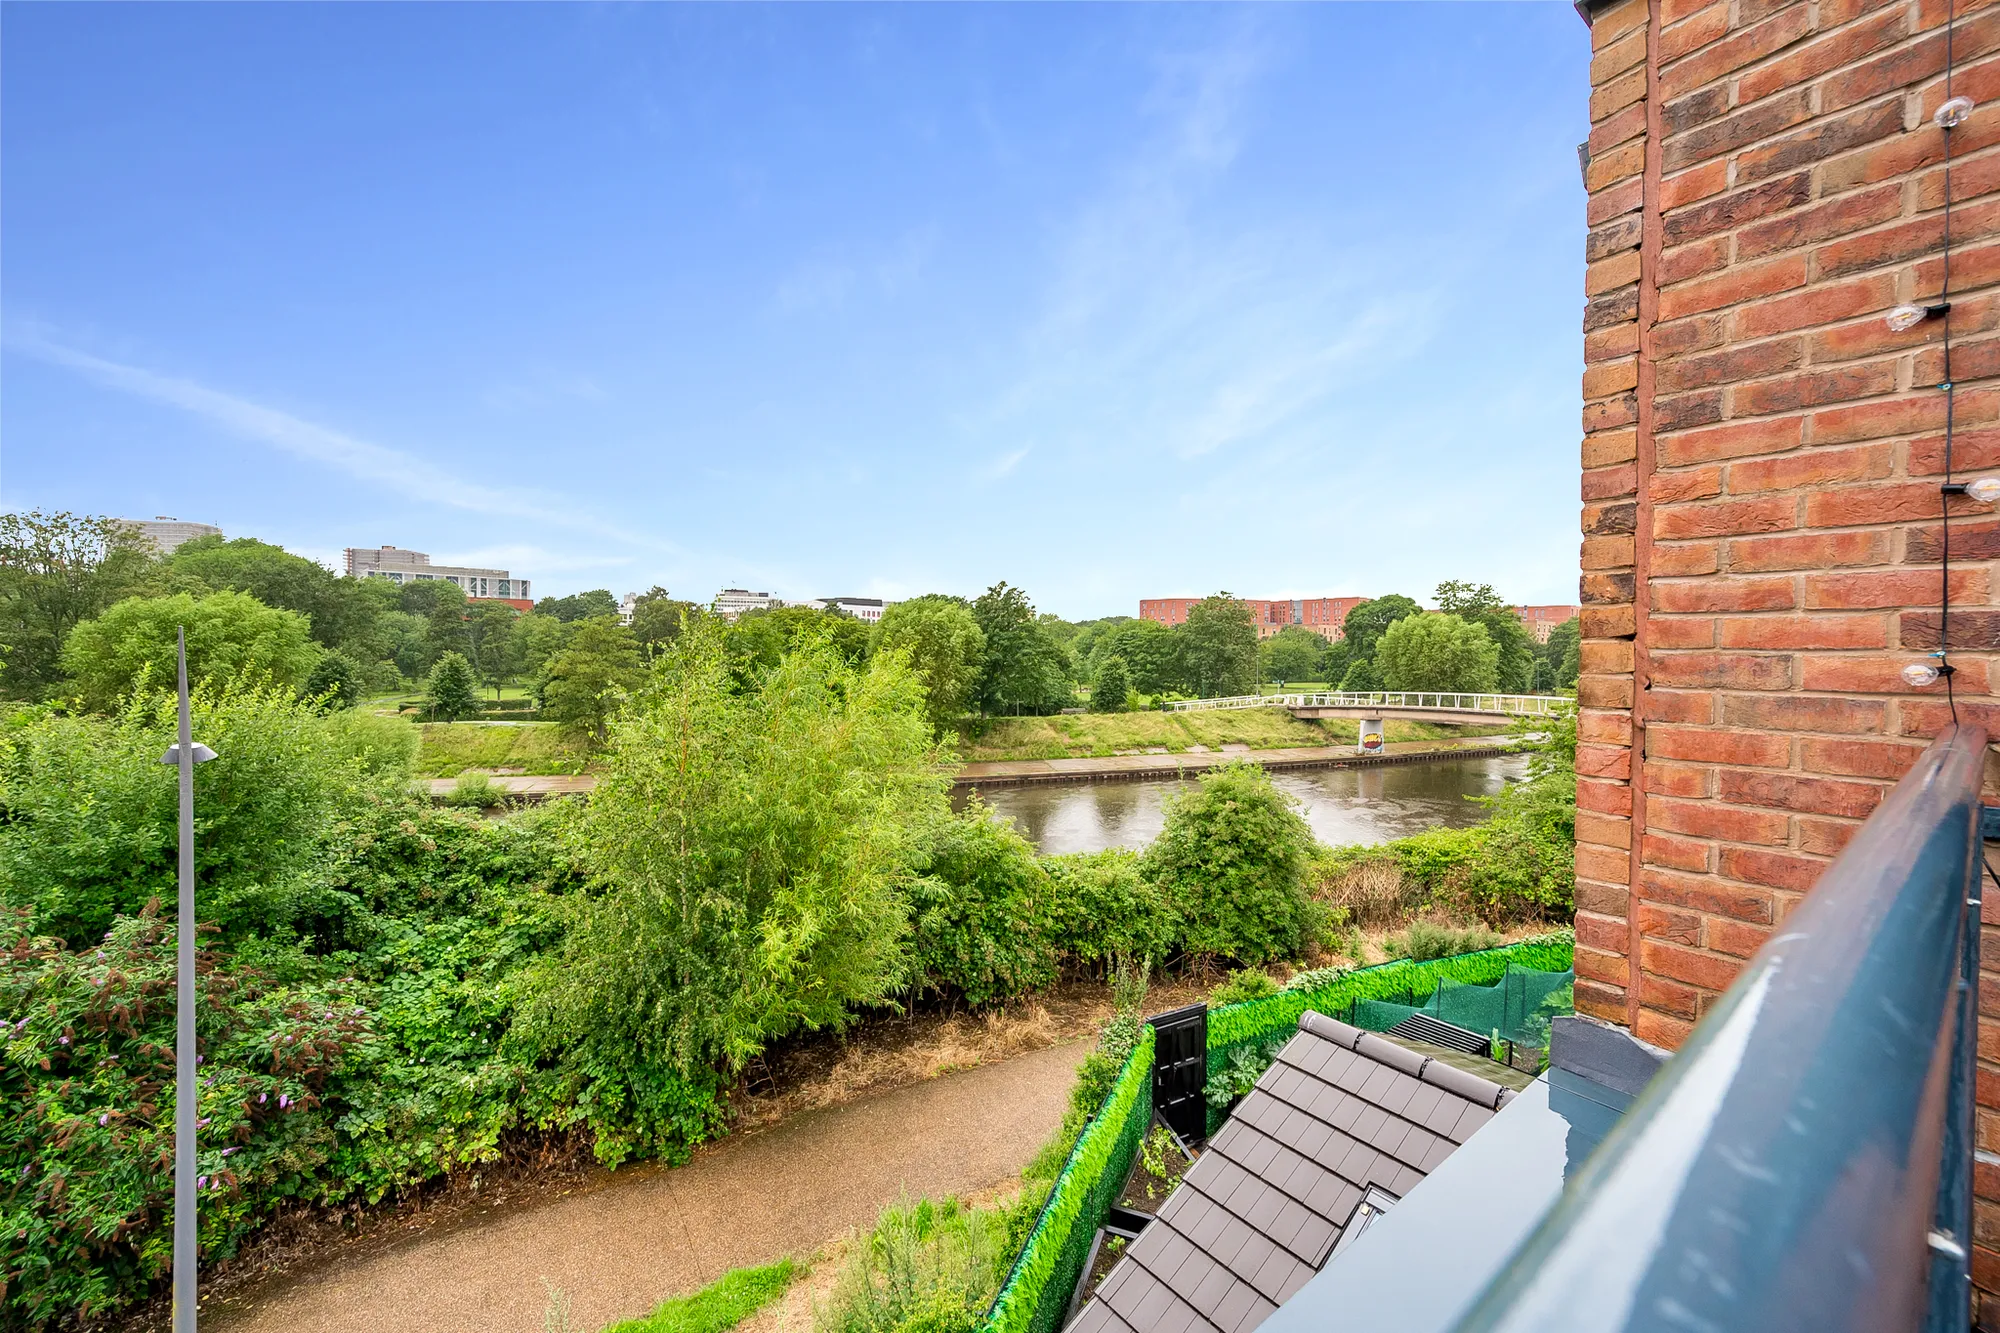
xmin=1071 ymin=1012 xmax=1516 ymax=1333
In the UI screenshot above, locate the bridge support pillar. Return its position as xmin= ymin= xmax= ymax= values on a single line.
xmin=1357 ymin=718 xmax=1384 ymax=756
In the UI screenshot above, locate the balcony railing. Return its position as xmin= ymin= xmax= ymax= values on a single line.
xmin=1166 ymin=691 xmax=1568 ymax=717
xmin=1450 ymin=724 xmax=1988 ymax=1333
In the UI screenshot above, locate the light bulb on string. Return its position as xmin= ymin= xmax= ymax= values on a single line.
xmin=1903 ymin=662 xmax=1942 ymax=687
xmin=1937 ymin=95 xmax=1977 ymax=129
xmin=1967 ymin=477 xmax=2000 ymax=504
xmin=1888 ymin=304 xmax=1928 ymax=331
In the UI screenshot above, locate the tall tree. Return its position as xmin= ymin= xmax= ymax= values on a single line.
xmin=971 ymin=583 xmax=1072 ymax=715
xmin=539 ymin=618 xmax=644 ymax=743
xmin=872 ymin=594 xmax=986 ymax=732
xmin=0 ymin=511 xmax=157 ymax=698
xmin=464 ymin=600 xmax=523 ymax=698
xmin=1259 ymin=626 xmax=1326 ymax=686
xmin=1340 ymin=595 xmax=1422 ymax=664
xmin=1095 ymin=618 xmax=1185 ymax=695
xmin=60 ymin=590 xmax=321 ymax=711
xmin=629 ymin=587 xmax=705 ymax=655
xmin=1436 ymin=580 xmax=1537 ymax=693
xmin=534 ymin=589 xmax=620 ymax=623
xmin=1547 ymin=616 xmax=1581 ymax=689
xmin=1374 ymin=613 xmax=1500 ymax=692
xmin=1178 ymin=593 xmax=1258 ymax=697
xmin=425 ymin=651 xmax=480 ymax=722
xmin=168 ymin=536 xmax=380 ymax=653
xmin=1090 ymin=655 xmax=1132 ymax=713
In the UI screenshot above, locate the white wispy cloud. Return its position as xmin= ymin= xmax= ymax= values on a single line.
xmin=981 ymin=446 xmax=1030 ymax=480
xmin=8 ymin=329 xmax=675 ymax=553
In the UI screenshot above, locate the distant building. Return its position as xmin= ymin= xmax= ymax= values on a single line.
xmin=344 ymin=545 xmax=530 ymax=601
xmin=713 ymin=588 xmax=780 ymax=620
xmin=117 ymin=516 xmax=221 ymax=555
xmin=1139 ymin=595 xmax=1371 ymax=641
xmin=1514 ymin=604 xmax=1579 ymax=643
xmin=816 ymin=596 xmax=890 ymax=623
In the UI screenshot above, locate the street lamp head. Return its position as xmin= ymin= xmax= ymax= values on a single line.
xmin=158 ymin=742 xmax=218 ymax=766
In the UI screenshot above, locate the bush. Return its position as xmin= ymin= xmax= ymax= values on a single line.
xmin=910 ymin=807 xmax=1057 ymax=1007
xmin=1039 ymin=850 xmax=1177 ymax=971
xmin=426 ymin=652 xmax=479 ymax=722
xmin=318 ymin=709 xmax=419 ymax=779
xmin=305 ymin=650 xmax=363 ymax=711
xmin=444 ymin=772 xmax=506 ymax=808
xmin=1209 ymin=968 xmax=1278 ymax=1007
xmin=59 ymin=590 xmax=321 ymax=712
xmin=1385 ymin=921 xmax=1504 ymax=962
xmin=1141 ymin=762 xmax=1314 ymax=965
xmin=1088 ymin=656 xmax=1131 ymax=714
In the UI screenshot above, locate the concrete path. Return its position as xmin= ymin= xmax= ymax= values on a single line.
xmin=207 ymin=1040 xmax=1089 ymax=1333
xmin=424 ymin=773 xmax=595 ymax=799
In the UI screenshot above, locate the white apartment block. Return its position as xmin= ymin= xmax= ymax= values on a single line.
xmin=118 ymin=516 xmax=221 ymax=555
xmin=713 ymin=588 xmax=780 ymax=620
xmin=816 ymin=596 xmax=889 ymax=623
xmin=345 ymin=546 xmax=530 ymax=601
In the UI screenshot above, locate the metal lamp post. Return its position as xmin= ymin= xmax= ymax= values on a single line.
xmin=157 ymin=629 xmax=216 ymax=1333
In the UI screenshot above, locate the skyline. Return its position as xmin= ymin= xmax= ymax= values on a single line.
xmin=3 ymin=4 xmax=1590 ymax=619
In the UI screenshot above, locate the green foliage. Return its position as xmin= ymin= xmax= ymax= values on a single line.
xmin=1436 ymin=581 xmax=1538 ymax=694
xmin=0 ymin=510 xmax=158 ymax=700
xmin=0 ymin=681 xmax=360 ymax=947
xmin=1137 ymin=1125 xmax=1184 ymax=1200
xmin=727 ymin=605 xmax=872 ymax=685
xmin=1554 ymin=620 xmax=1580 ymax=688
xmin=1089 ymin=619 xmax=1182 ymax=696
xmin=1142 ymin=762 xmax=1314 ymax=965
xmin=464 ymin=601 xmax=524 ymax=695
xmin=1340 ymin=595 xmax=1421 ymax=663
xmin=874 ymin=596 xmax=986 ymax=732
xmin=319 ymin=709 xmax=420 ymax=779
xmin=61 ymin=591 xmax=321 ymax=711
xmin=822 ymin=1197 xmax=1012 ymax=1333
xmin=1374 ymin=613 xmax=1500 ymax=693
xmin=305 ymin=650 xmax=363 ymax=711
xmin=1087 ymin=655 xmax=1130 ymax=714
xmin=169 ymin=536 xmax=384 ymax=657
xmin=1385 ymin=921 xmax=1504 ymax=962
xmin=1177 ymin=594 xmax=1257 ymax=697
xmin=519 ymin=621 xmax=946 ymax=1164
xmin=605 ymin=1260 xmax=796 ymax=1333
xmin=972 ymin=584 xmax=1072 ymax=717
xmin=538 ymin=619 xmax=642 ymax=743
xmin=629 ymin=588 xmax=708 ymax=656
xmin=1038 ymin=850 xmax=1178 ymax=970
xmin=1209 ymin=968 xmax=1278 ymax=1007
xmin=444 ymin=772 xmax=506 ymax=808
xmin=1203 ymin=1038 xmax=1285 ymax=1110
xmin=534 ymin=589 xmax=620 ymax=623
xmin=1337 ymin=655 xmax=1380 ymax=692
xmin=910 ymin=808 xmax=1057 ymax=1007
xmin=1257 ymin=626 xmax=1324 ymax=686
xmin=425 ymin=651 xmax=480 ymax=722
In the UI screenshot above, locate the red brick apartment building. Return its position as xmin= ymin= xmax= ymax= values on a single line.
xmin=1573 ymin=0 xmax=2000 ymax=1303
xmin=1138 ymin=596 xmax=1372 ymax=640
xmin=1518 ymin=602 xmax=1583 ymax=640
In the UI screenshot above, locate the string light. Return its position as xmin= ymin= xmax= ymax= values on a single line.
xmin=1906 ymin=662 xmax=1943 ymax=687
xmin=1887 ymin=301 xmax=1950 ymax=331
xmin=1968 ymin=477 xmax=2000 ymax=503
xmin=1937 ymin=95 xmax=1976 ymax=128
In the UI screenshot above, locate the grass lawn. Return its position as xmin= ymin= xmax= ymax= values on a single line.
xmin=602 ymin=1261 xmax=797 ymax=1333
xmin=954 ymin=708 xmax=1509 ymax=762
xmin=413 ymin=720 xmax=591 ymax=776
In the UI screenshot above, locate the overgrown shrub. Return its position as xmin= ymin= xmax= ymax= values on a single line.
xmin=819 ymin=1197 xmax=1013 ymax=1333
xmin=1039 ymin=849 xmax=1177 ymax=971
xmin=1141 ymin=762 xmax=1314 ymax=965
xmin=910 ymin=806 xmax=1057 ymax=1006
xmin=1209 ymin=968 xmax=1278 ymax=1007
xmin=1385 ymin=921 xmax=1503 ymax=962
xmin=443 ymin=772 xmax=506 ymax=808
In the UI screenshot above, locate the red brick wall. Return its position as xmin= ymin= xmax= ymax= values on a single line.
xmin=1578 ymin=0 xmax=2000 ymax=1305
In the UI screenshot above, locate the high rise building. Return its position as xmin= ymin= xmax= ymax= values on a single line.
xmin=344 ymin=546 xmax=530 ymax=602
xmin=117 ymin=516 xmax=221 ymax=555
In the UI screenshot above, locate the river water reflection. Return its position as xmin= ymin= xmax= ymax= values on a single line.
xmin=961 ymin=755 xmax=1531 ymax=854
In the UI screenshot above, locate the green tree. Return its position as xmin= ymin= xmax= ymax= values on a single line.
xmin=629 ymin=587 xmax=705 ymax=655
xmin=1178 ymin=594 xmax=1258 ymax=697
xmin=463 ymin=600 xmax=522 ymax=698
xmin=539 ymin=618 xmax=643 ymax=743
xmin=0 ymin=510 xmax=157 ymax=699
xmin=534 ymin=589 xmax=620 ymax=622
xmin=1375 ymin=613 xmax=1500 ymax=692
xmin=395 ymin=578 xmax=466 ymax=619
xmin=60 ymin=590 xmax=320 ymax=711
xmin=169 ymin=536 xmax=382 ymax=654
xmin=1090 ymin=655 xmax=1132 ymax=713
xmin=1094 ymin=618 xmax=1183 ymax=695
xmin=519 ymin=621 xmax=947 ymax=1163
xmin=511 ymin=611 xmax=571 ymax=683
xmin=1142 ymin=762 xmax=1315 ymax=964
xmin=1544 ymin=616 xmax=1581 ymax=690
xmin=972 ymin=583 xmax=1072 ymax=715
xmin=727 ymin=605 xmax=869 ymax=687
xmin=872 ymin=594 xmax=986 ymax=731
xmin=1338 ymin=654 xmax=1381 ymax=692
xmin=1436 ymin=580 xmax=1537 ymax=693
xmin=1340 ymin=595 xmax=1422 ymax=663
xmin=1320 ymin=636 xmax=1353 ymax=686
xmin=377 ymin=609 xmax=432 ymax=681
xmin=1259 ymin=626 xmax=1325 ymax=686
xmin=425 ymin=650 xmax=480 ymax=721
xmin=908 ymin=804 xmax=1057 ymax=1005
xmin=304 ymin=649 xmax=363 ymax=711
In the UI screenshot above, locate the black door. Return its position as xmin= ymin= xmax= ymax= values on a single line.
xmin=1150 ymin=1003 xmax=1208 ymax=1145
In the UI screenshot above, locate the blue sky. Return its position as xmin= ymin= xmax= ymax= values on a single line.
xmin=3 ymin=3 xmax=1590 ymax=619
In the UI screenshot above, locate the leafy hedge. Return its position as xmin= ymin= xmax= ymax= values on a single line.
xmin=984 ymin=1025 xmax=1155 ymax=1333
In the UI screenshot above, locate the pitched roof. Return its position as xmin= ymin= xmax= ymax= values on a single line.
xmin=1071 ymin=1012 xmax=1516 ymax=1333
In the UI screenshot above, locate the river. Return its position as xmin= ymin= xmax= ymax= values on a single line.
xmin=963 ymin=754 xmax=1531 ymax=855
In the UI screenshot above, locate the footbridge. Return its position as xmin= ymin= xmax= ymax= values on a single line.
xmin=1167 ymin=690 xmax=1568 ymax=725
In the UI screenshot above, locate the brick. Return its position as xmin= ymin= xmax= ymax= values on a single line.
xmin=1583 ymin=357 xmax=1641 ymax=400
xmin=1736 ymin=99 xmax=1907 ymax=185
xmin=1728 ymin=443 xmax=1892 ymax=494
xmin=1806 ymin=567 xmax=1986 ymax=608
xmin=1648 ymin=651 xmax=1796 ymax=689
xmin=1658 ymin=3 xmax=1729 ymax=65
xmin=1583 ymin=604 xmax=1639 ymax=637
xmin=1576 ymin=949 xmax=1631 ymax=995
xmin=1645 ymin=831 xmax=1714 ymax=871
xmin=1582 ymin=571 xmax=1641 ymax=604
xmin=1577 ymin=809 xmax=1634 ymax=850
xmin=1719 ymin=769 xmax=1885 ymax=818
xmin=1659 ymin=415 xmax=1803 ymax=466
xmin=1663 ymin=172 xmax=1812 ymax=248
xmin=1587 ymin=321 xmax=1643 ymax=362
xmin=1915 ymin=238 xmax=2000 ymax=298
xmin=1583 ymin=534 xmax=1638 ymax=568
xmin=1909 ymin=425 xmax=2000 ymax=476
xmin=1826 ymin=11 xmax=2000 ymax=112
xmin=1903 ymin=609 xmax=2000 ymax=650
xmin=1817 ymin=199 xmax=2000 ymax=283
xmin=1655 ymin=312 xmax=1730 ymax=357
xmin=1591 ymin=101 xmax=1651 ymax=159
xmin=1908 ymin=520 xmax=2000 ymax=562
xmin=1650 ymin=615 xmax=1720 ymax=648
xmin=1635 ymin=1007 xmax=1696 ymax=1051
xmin=1576 ymin=843 xmax=1631 ymax=886
xmin=1591 ymin=24 xmax=1648 ymax=85
xmin=1584 ymin=427 xmax=1639 ymax=468
xmin=1662 ymin=160 xmax=1730 ymax=211
xmin=1655 ymin=496 xmax=1798 ymax=539
xmin=1737 ymin=5 xmax=1913 ymax=103
xmin=1807 ymin=481 xmax=1977 ymax=528
xmin=1653 ymin=541 xmax=1723 ymax=575
xmin=1731 ymin=360 xmax=1899 ymax=416
xmin=1589 ymin=173 xmax=1645 ymax=226
xmin=1801 ymin=735 xmax=1926 ymax=779
xmin=1586 ymin=212 xmax=1645 ymax=263
xmin=1648 ymin=763 xmax=1713 ymax=799
xmin=1708 ymin=918 xmax=1775 ymax=959
xmin=1660 ymin=256 xmax=1807 ymax=321
xmin=1650 ymin=466 xmax=1723 ymax=504
xmin=1802 ymin=653 xmax=1991 ymax=693
xmin=1728 ymin=529 xmax=1892 ymax=571
xmin=1585 ymin=390 xmax=1640 ymax=432
xmin=1586 ymin=137 xmax=1648 ymax=193
xmin=1580 ymin=639 xmax=1635 ymax=674
xmin=1642 ymin=689 xmax=1715 ymax=724
xmin=1581 ymin=773 xmax=1637 ymax=812
xmin=1648 ymin=725 xmax=1792 ymax=766
xmin=1738 ymin=184 xmax=1906 ymax=263
xmin=1719 ymin=613 xmax=1887 ymax=650
xmin=1591 ymin=0 xmax=1647 ymax=48
xmin=1638 ymin=970 xmax=1704 ymax=1020
xmin=1902 ymin=699 xmax=2000 ymax=738
xmin=1583 ymin=500 xmax=1639 ymax=536
xmin=1653 ymin=576 xmax=1794 ymax=613
xmin=1913 ymin=332 xmax=2000 ymax=385
xmin=1914 ymin=143 xmax=2000 ymax=210
xmin=1639 ymin=902 xmax=1706 ymax=950
xmin=1641 ymin=939 xmax=1747 ymax=992
xmin=1579 ymin=708 xmax=1635 ymax=743
xmin=1642 ymin=865 xmax=1778 ymax=921
xmin=1822 ymin=98 xmax=2000 ymax=193
xmin=1734 ymin=273 xmax=1898 ymax=340
xmin=1656 ymin=337 xmax=1803 ymax=394
xmin=1646 ymin=795 xmax=1793 ymax=845
xmin=1719 ymin=846 xmax=1830 ymax=893
xmin=1660 ymin=7 xmax=1812 ymax=100
xmin=1584 ymin=462 xmax=1640 ymax=501
xmin=1578 ymin=743 xmax=1635 ymax=782
xmin=1720 ymin=692 xmax=1888 ymax=733
xmin=1663 ymin=89 xmax=1815 ymax=174
xmin=1809 ymin=392 xmax=1948 ymax=445
xmin=1663 ymin=90 xmax=1730 ymax=144
xmin=1656 ymin=390 xmax=1724 ymax=430
xmin=1658 ymin=235 xmax=1733 ymax=287
xmin=1588 ymin=250 xmax=1643 ymax=297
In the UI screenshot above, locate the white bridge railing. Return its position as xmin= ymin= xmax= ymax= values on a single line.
xmin=1166 ymin=690 xmax=1570 ymax=718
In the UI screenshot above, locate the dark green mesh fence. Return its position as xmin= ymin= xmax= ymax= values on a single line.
xmin=1348 ymin=964 xmax=1574 ymax=1047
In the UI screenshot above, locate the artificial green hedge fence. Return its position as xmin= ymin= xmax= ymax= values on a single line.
xmin=1205 ymin=930 xmax=1575 ymax=1129
xmin=983 ymin=1025 xmax=1156 ymax=1333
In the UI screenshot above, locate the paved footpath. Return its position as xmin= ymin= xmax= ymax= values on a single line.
xmin=209 ymin=1041 xmax=1088 ymax=1333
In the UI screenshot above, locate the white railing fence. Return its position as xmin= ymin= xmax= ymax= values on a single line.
xmin=1165 ymin=691 xmax=1570 ymax=718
